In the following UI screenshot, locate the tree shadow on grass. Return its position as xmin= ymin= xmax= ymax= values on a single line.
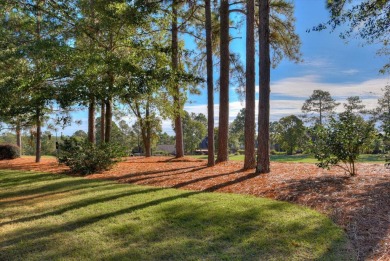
xmin=104 ymin=165 xmax=204 ymax=182
xmin=0 ymin=175 xmax=109 ymax=200
xmin=0 ymin=172 xmax=57 ymax=189
xmin=0 ymin=186 xmax=165 ymax=227
xmin=0 ymin=190 xmax=201 ymax=249
xmin=0 ymin=186 xmax=351 ymax=261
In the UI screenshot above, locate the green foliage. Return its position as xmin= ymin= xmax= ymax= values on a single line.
xmin=270 ymin=150 xmax=286 ymax=155
xmin=301 ymin=90 xmax=339 ymax=125
xmin=375 ymin=85 xmax=390 ymax=149
xmin=276 ymin=115 xmax=307 ymax=155
xmin=153 ymin=150 xmax=170 ymax=156
xmin=310 ymin=112 xmax=375 ymax=176
xmin=181 ymin=111 xmax=207 ymax=154
xmin=236 ymin=149 xmax=245 ymax=155
xmin=158 ymin=132 xmax=175 ymax=145
xmin=58 ymin=138 xmax=126 ymax=175
xmin=229 ymin=108 xmax=245 ymax=150
xmin=0 ymin=143 xmax=20 ymax=160
xmin=22 ymin=131 xmax=57 ymax=156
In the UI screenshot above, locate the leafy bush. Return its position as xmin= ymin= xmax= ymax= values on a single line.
xmin=237 ymin=150 xmax=245 ymax=155
xmin=58 ymin=138 xmax=126 ymax=175
xmin=310 ymin=112 xmax=374 ymax=176
xmin=0 ymin=143 xmax=20 ymax=160
xmin=153 ymin=150 xmax=170 ymax=156
xmin=270 ymin=150 xmax=286 ymax=155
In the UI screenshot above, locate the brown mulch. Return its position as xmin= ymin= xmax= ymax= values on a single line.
xmin=0 ymin=156 xmax=389 ymax=261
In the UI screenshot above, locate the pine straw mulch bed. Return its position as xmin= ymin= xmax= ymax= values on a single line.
xmin=0 ymin=156 xmax=389 ymax=261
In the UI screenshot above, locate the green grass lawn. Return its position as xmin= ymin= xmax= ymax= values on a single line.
xmin=192 ymin=154 xmax=385 ymax=163
xmin=0 ymin=170 xmax=353 ymax=260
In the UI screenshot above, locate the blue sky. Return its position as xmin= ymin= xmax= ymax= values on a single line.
xmin=63 ymin=0 xmax=389 ymax=136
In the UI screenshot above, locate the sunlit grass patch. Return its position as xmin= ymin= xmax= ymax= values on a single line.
xmin=0 ymin=169 xmax=353 ymax=260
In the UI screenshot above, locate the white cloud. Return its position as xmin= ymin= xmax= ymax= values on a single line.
xmin=264 ymin=75 xmax=388 ymax=99
xmin=302 ymin=57 xmax=332 ymax=68
xmin=185 ymin=75 xmax=387 ymax=127
xmin=341 ymin=69 xmax=359 ymax=75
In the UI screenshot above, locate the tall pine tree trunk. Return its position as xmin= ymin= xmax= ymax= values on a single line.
xmin=205 ymin=0 xmax=215 ymax=166
xmin=100 ymin=100 xmax=105 ymax=143
xmin=87 ymin=0 xmax=95 ymax=144
xmin=35 ymin=108 xmax=41 ymax=163
xmin=88 ymin=96 xmax=95 ymax=143
xmin=216 ymin=0 xmax=230 ymax=163
xmin=172 ymin=0 xmax=184 ymax=158
xmin=256 ymin=0 xmax=271 ymax=174
xmin=144 ymin=100 xmax=151 ymax=157
xmin=35 ymin=1 xmax=42 ymax=163
xmin=244 ymin=0 xmax=256 ymax=169
xmin=104 ymin=33 xmax=115 ymax=144
xmin=16 ymin=122 xmax=22 ymax=155
xmin=105 ymin=98 xmax=112 ymax=143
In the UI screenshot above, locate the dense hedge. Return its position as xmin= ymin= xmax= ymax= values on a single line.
xmin=0 ymin=143 xmax=21 ymax=160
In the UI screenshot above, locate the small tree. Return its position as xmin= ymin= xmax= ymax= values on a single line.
xmin=229 ymin=109 xmax=245 ymax=151
xmin=311 ymin=111 xmax=374 ymax=176
xmin=375 ymin=85 xmax=390 ymax=151
xmin=182 ymin=111 xmax=207 ymax=154
xmin=276 ymin=115 xmax=306 ymax=155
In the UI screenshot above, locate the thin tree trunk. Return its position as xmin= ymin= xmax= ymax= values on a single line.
xmin=105 ymin=98 xmax=112 ymax=143
xmin=16 ymin=122 xmax=22 ymax=155
xmin=88 ymin=96 xmax=95 ymax=143
xmin=105 ymin=32 xmax=114 ymax=144
xmin=143 ymin=133 xmax=151 ymax=157
xmin=244 ymin=0 xmax=256 ymax=170
xmin=145 ymin=100 xmax=151 ymax=157
xmin=100 ymin=100 xmax=105 ymax=143
xmin=172 ymin=0 xmax=184 ymax=158
xmin=35 ymin=1 xmax=42 ymax=163
xmin=216 ymin=0 xmax=230 ymax=163
xmin=87 ymin=0 xmax=95 ymax=144
xmin=205 ymin=0 xmax=215 ymax=167
xmin=256 ymin=0 xmax=271 ymax=174
xmin=319 ymin=99 xmax=322 ymax=125
xmin=35 ymin=108 xmax=41 ymax=163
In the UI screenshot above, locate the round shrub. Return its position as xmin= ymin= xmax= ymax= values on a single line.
xmin=0 ymin=143 xmax=21 ymax=160
xmin=57 ymin=138 xmax=127 ymax=175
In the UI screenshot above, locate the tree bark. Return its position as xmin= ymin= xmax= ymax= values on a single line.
xmin=216 ymin=0 xmax=230 ymax=163
xmin=319 ymin=98 xmax=322 ymax=125
xmin=244 ymin=0 xmax=256 ymax=170
xmin=35 ymin=108 xmax=41 ymax=163
xmin=88 ymin=96 xmax=95 ymax=144
xmin=205 ymin=0 xmax=215 ymax=167
xmin=256 ymin=0 xmax=271 ymax=174
xmin=105 ymin=98 xmax=112 ymax=143
xmin=100 ymin=100 xmax=105 ymax=143
xmin=16 ymin=122 xmax=22 ymax=154
xmin=144 ymin=100 xmax=151 ymax=157
xmin=172 ymin=0 xmax=184 ymax=158
xmin=35 ymin=0 xmax=42 ymax=163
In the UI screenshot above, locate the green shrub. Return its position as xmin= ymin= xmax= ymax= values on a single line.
xmin=58 ymin=138 xmax=126 ymax=175
xmin=153 ymin=150 xmax=169 ymax=156
xmin=237 ymin=149 xmax=245 ymax=155
xmin=270 ymin=150 xmax=286 ymax=155
xmin=310 ymin=112 xmax=374 ymax=176
xmin=0 ymin=143 xmax=20 ymax=160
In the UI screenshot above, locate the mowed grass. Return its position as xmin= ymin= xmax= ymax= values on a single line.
xmin=0 ymin=170 xmax=353 ymax=260
xmin=193 ymin=154 xmax=385 ymax=163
